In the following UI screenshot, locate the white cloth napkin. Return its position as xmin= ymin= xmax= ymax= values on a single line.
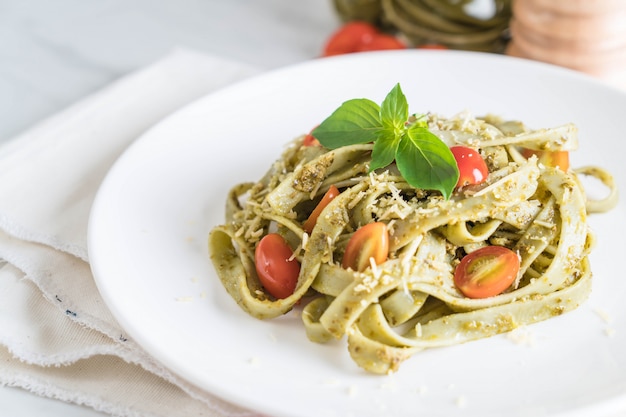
xmin=0 ymin=48 xmax=264 ymax=417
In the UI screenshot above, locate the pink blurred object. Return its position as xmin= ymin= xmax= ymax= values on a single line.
xmin=506 ymin=0 xmax=626 ymax=89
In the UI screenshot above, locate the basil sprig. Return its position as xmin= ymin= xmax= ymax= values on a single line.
xmin=312 ymin=83 xmax=459 ymax=200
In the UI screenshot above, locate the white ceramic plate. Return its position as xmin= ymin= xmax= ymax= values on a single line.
xmin=89 ymin=50 xmax=626 ymax=417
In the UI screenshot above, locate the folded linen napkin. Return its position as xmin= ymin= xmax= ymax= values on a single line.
xmin=0 ymin=48 xmax=263 ymax=417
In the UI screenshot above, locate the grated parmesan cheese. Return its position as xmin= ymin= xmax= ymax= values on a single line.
xmin=506 ymin=326 xmax=536 ymax=347
xmin=594 ymin=307 xmax=613 ymax=324
xmin=456 ymin=395 xmax=468 ymax=408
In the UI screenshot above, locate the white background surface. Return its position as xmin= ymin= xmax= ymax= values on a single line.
xmin=0 ymin=1 xmax=338 ymax=415
xmin=0 ymin=0 xmax=339 ymax=143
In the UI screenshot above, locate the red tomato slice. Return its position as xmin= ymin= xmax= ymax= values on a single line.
xmin=454 ymin=246 xmax=520 ymax=299
xmin=342 ymin=222 xmax=389 ymax=272
xmin=521 ymin=148 xmax=569 ymax=171
xmin=255 ymin=234 xmax=300 ymax=299
xmin=303 ymin=185 xmax=340 ymax=234
xmin=450 ymin=146 xmax=489 ymax=188
xmin=322 ymin=22 xmax=378 ymax=56
xmin=357 ymin=33 xmax=406 ymax=51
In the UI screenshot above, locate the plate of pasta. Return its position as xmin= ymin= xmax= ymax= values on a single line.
xmin=89 ymin=50 xmax=625 ymax=417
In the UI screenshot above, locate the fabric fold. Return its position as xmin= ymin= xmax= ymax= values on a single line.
xmin=0 ymin=48 xmax=263 ymax=417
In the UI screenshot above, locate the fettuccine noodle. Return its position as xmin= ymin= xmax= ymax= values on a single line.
xmin=209 ymin=112 xmax=617 ymax=374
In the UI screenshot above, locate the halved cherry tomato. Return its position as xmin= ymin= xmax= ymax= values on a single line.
xmin=255 ymin=233 xmax=300 ymax=299
xmin=303 ymin=185 xmax=340 ymax=234
xmin=450 ymin=146 xmax=489 ymax=188
xmin=454 ymin=245 xmax=520 ymax=299
xmin=323 ymin=22 xmax=378 ymax=56
xmin=521 ymin=148 xmax=569 ymax=172
xmin=357 ymin=33 xmax=405 ymax=51
xmin=342 ymin=222 xmax=389 ymax=272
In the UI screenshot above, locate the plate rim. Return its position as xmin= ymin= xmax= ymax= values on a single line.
xmin=88 ymin=49 xmax=626 ymax=417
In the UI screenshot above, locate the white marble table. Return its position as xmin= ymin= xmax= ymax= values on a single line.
xmin=0 ymin=0 xmax=340 ymax=143
xmin=0 ymin=1 xmax=338 ymax=415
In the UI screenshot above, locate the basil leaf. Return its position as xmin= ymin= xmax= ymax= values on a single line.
xmin=396 ymin=126 xmax=459 ymax=200
xmin=311 ymin=83 xmax=461 ymax=200
xmin=380 ymin=83 xmax=408 ymax=133
xmin=370 ymin=130 xmax=399 ymax=172
xmin=312 ymin=98 xmax=382 ymax=149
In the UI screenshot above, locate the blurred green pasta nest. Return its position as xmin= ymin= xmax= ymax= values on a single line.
xmin=332 ymin=0 xmax=511 ymax=52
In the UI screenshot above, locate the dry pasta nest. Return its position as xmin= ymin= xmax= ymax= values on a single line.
xmin=333 ymin=0 xmax=512 ymax=52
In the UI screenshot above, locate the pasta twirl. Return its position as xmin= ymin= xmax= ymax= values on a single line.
xmin=209 ymin=112 xmax=617 ymax=374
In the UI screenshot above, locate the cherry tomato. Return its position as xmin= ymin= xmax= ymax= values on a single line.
xmin=521 ymin=148 xmax=569 ymax=172
xmin=255 ymin=234 xmax=300 ymax=299
xmin=303 ymin=185 xmax=340 ymax=234
xmin=302 ymin=134 xmax=319 ymax=146
xmin=342 ymin=222 xmax=389 ymax=272
xmin=357 ymin=33 xmax=406 ymax=51
xmin=302 ymin=126 xmax=320 ymax=146
xmin=322 ymin=22 xmax=406 ymax=56
xmin=454 ymin=246 xmax=520 ymax=299
xmin=323 ymin=22 xmax=378 ymax=56
xmin=450 ymin=146 xmax=489 ymax=188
